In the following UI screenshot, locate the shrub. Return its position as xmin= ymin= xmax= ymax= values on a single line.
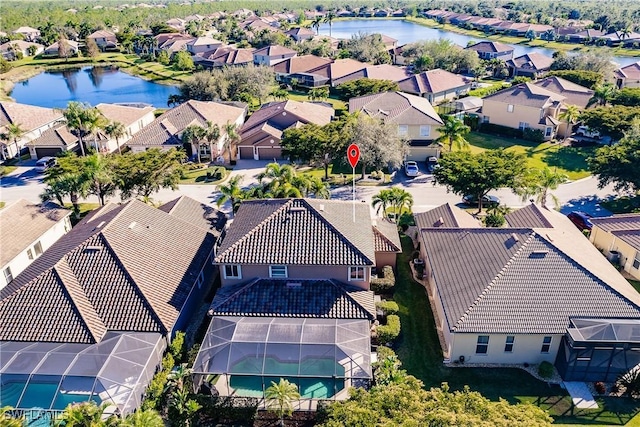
xmin=617 ymin=369 xmax=640 ymax=398
xmin=594 ymin=381 xmax=606 ymax=394
xmin=480 ymin=123 xmax=523 ymax=139
xmin=376 ymin=300 xmax=399 ymax=316
xmin=523 ymin=128 xmax=545 ymax=143
xmin=538 ymin=361 xmax=554 ymax=379
xmin=370 ymin=171 xmax=378 ymax=179
xmin=376 ymin=345 xmax=397 ymax=360
xmin=143 ymin=368 xmax=169 ymax=410
xmin=170 ymin=331 xmax=186 ymax=361
xmin=371 ymin=266 xmax=395 ymax=294
xmin=468 ymin=83 xmax=507 ymax=98
xmin=483 ymin=212 xmax=505 ymax=227
xmin=162 ymin=352 xmax=175 ymax=371
xmin=376 ymin=315 xmax=401 ymax=345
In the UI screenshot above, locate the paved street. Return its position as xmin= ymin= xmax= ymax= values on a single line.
xmin=0 ymin=161 xmax=621 ymax=218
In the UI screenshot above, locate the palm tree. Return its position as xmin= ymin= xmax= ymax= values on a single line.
xmin=304 ymin=175 xmax=330 ymax=198
xmin=587 ymin=84 xmax=616 ymax=107
xmin=0 ymin=123 xmax=25 ymax=161
xmin=311 ymin=16 xmax=323 ymax=34
xmin=181 ymin=124 xmax=206 ymax=163
xmin=63 ymin=102 xmax=102 ymax=156
xmin=558 ymin=104 xmax=580 ymax=138
xmin=104 ymin=121 xmax=126 ymax=154
xmin=265 ymin=378 xmax=300 ymax=427
xmin=223 ymin=122 xmax=240 ymax=164
xmin=83 ymin=154 xmax=117 ymax=206
xmin=257 ymin=162 xmax=297 ymax=184
xmin=202 ymin=120 xmax=221 ymax=161
xmin=517 ymin=167 xmax=568 ymax=207
xmin=0 ymin=407 xmax=23 ymax=427
xmin=216 ymin=175 xmax=244 ymax=214
xmin=436 ymin=116 xmax=470 ymax=152
xmin=323 ymin=11 xmax=337 ymax=37
xmin=372 ymin=189 xmax=394 ymax=219
xmin=54 ymin=401 xmax=112 ymax=427
xmin=389 ymin=187 xmax=413 ymax=218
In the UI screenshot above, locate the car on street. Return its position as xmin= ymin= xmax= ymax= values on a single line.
xmin=567 ymin=211 xmax=593 ymax=231
xmin=462 ymin=194 xmax=500 ymax=207
xmin=35 ymin=157 xmax=57 ymax=173
xmin=576 ymin=126 xmax=601 ymax=139
xmin=404 ymin=161 xmax=419 ymax=177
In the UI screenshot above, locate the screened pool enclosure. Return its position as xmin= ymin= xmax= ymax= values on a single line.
xmin=0 ymin=332 xmax=164 ymax=416
xmin=193 ymin=317 xmax=372 ymax=399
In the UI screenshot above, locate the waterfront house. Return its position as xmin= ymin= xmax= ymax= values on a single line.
xmin=0 ymin=40 xmax=44 ymax=60
xmin=0 ymin=101 xmax=63 ymax=160
xmin=253 ymin=45 xmax=297 ymax=66
xmin=87 ymin=30 xmax=118 ymax=51
xmin=95 ymin=103 xmax=156 ymax=153
xmin=505 ymin=53 xmax=553 ymax=78
xmin=614 ymin=61 xmax=640 ymax=89
xmin=12 ymin=26 xmax=40 ymax=42
xmin=273 ymin=54 xmax=332 ymax=88
xmin=194 ymin=47 xmax=255 ymax=69
xmin=465 ymin=41 xmax=514 ymax=60
xmin=186 ymin=36 xmax=224 ymax=55
xmin=0 ymin=200 xmax=71 ymax=290
xmin=285 ymin=27 xmax=316 ymax=43
xmin=43 ymin=40 xmax=80 ymax=57
xmin=331 ymin=64 xmax=412 ymax=87
xmin=397 ymin=69 xmax=471 ymax=104
xmin=589 ymin=214 xmax=640 ymax=281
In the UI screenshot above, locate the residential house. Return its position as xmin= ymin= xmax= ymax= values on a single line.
xmin=95 ymin=103 xmax=156 ymax=153
xmin=349 ymin=91 xmax=444 ymax=161
xmin=12 ymin=26 xmax=40 ymax=42
xmin=331 ymin=64 xmax=412 ymax=87
xmin=0 ymin=198 xmax=223 ymax=417
xmin=0 ymin=40 xmax=44 ymax=60
xmin=25 ymin=124 xmax=79 ymax=159
xmin=389 ymin=44 xmax=408 ymax=65
xmin=0 ymin=101 xmax=64 ymax=160
xmin=285 ymin=27 xmax=316 ymax=43
xmin=0 ymin=200 xmax=71 ymax=289
xmin=253 ymin=45 xmax=297 ymax=66
xmin=415 ymin=203 xmax=640 ymax=381
xmin=186 ymin=36 xmax=224 ymax=55
xmin=567 ymin=28 xmax=606 ymax=43
xmin=328 ymin=58 xmax=368 ymax=85
xmin=87 ymin=30 xmax=118 ymax=51
xmin=43 ymin=40 xmax=80 ymax=57
xmin=379 ymin=34 xmax=398 ymax=50
xmin=589 ymin=214 xmax=640 ymax=281
xmin=505 ymin=53 xmax=553 ymax=78
xmin=273 ymin=54 xmax=332 ymax=88
xmin=238 ymin=100 xmax=333 ymax=160
xmin=165 ymin=18 xmax=186 ymax=32
xmin=398 ymin=69 xmax=471 ymax=104
xmin=465 ymin=41 xmax=514 ymax=60
xmin=126 ymin=100 xmax=246 ymax=162
xmin=157 ymin=35 xmax=194 ymax=56
xmin=481 ymin=77 xmax=593 ymax=140
xmin=194 ymin=47 xmax=255 ymax=69
xmin=614 ymin=61 xmax=640 ymax=89
xmin=312 ymin=34 xmax=341 ymax=51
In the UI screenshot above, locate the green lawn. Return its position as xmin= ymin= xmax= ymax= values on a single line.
xmin=286 ymin=90 xmax=347 ymax=111
xmin=465 ymin=132 xmax=596 ymax=180
xmin=628 ymin=280 xmax=640 ymax=294
xmin=64 ymin=202 xmax=100 ymax=224
xmin=179 ymin=166 xmax=228 ymax=185
xmin=0 ymin=165 xmax=17 ymax=177
xmin=394 ymin=235 xmax=640 ymax=425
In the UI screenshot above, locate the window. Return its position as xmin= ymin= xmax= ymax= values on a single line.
xmin=27 ymin=249 xmax=34 ymax=260
xmin=269 ymin=265 xmax=288 ymax=278
xmin=223 ymin=264 xmax=241 ymax=279
xmin=545 ymin=127 xmax=553 ymax=137
xmin=476 ymin=335 xmax=489 ymax=354
xmin=541 ymin=336 xmax=552 ymax=353
xmin=504 ymin=336 xmax=514 ymax=352
xmin=34 ymin=241 xmax=43 ymax=257
xmin=349 ymin=266 xmax=365 ymax=281
xmin=482 ymin=116 xmax=490 ymax=124
xmin=419 ymin=125 xmax=431 ymax=137
xmin=397 ymin=125 xmax=408 ymax=136
xmin=3 ymin=266 xmax=13 ymax=284
xmin=633 ymin=251 xmax=640 ymax=270
xmin=507 ymin=104 xmax=514 ymax=113
xmin=518 ymin=122 xmax=530 ymax=130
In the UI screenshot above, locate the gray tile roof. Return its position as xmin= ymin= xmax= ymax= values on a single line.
xmin=0 ymin=102 xmax=63 ymax=134
xmin=216 ymin=198 xmax=375 ymax=266
xmin=466 ymin=41 xmax=513 ymax=53
xmin=483 ymin=82 xmax=565 ymax=108
xmin=210 ymin=279 xmax=375 ymax=319
xmin=0 ymin=200 xmax=71 ymax=266
xmin=0 ymin=200 xmax=216 ymax=343
xmin=414 ymin=203 xmax=480 ymax=229
xmin=505 ymin=53 xmax=553 ymax=71
xmin=590 ymin=214 xmax=640 ymax=232
xmin=372 ymin=219 xmax=401 ymax=252
xmin=349 ymin=91 xmax=443 ymax=125
xmin=532 ymin=76 xmax=594 ymax=109
xmin=159 ymin=195 xmax=226 ymax=234
xmin=505 ymin=204 xmax=554 ymax=228
xmin=398 ymin=69 xmax=468 ymax=95
xmin=611 ymin=230 xmax=640 ymax=251
xmin=240 ymin=100 xmax=333 ymax=140
xmin=421 ymin=228 xmax=640 ymax=334
xmin=25 ymin=124 xmax=78 ymax=148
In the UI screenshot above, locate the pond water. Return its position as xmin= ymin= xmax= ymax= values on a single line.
xmin=318 ymin=19 xmax=639 ymax=67
xmin=10 ymin=66 xmax=179 ymax=108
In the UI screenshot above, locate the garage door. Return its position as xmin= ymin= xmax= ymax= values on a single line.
xmin=35 ymin=147 xmax=63 ymax=158
xmin=257 ymin=147 xmax=282 ymax=161
xmin=238 ymin=147 xmax=253 ymax=160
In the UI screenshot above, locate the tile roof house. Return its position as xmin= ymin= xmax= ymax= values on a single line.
xmin=590 ymin=213 xmax=640 ymax=280
xmin=238 ymin=100 xmax=333 ymax=160
xmin=43 ymin=40 xmax=80 ymax=57
xmin=0 ymin=200 xmax=71 ymax=290
xmin=194 ymin=47 xmax=255 ymax=69
xmin=95 ymin=103 xmax=156 ymax=154
xmin=415 ymin=204 xmax=640 ymax=381
xmin=25 ymin=124 xmax=79 ymax=159
xmin=614 ymin=61 xmax=640 ymax=89
xmin=328 ymin=58 xmax=368 ymax=84
xmin=465 ymin=41 xmax=514 ymax=60
xmin=505 ymin=53 xmax=554 ymax=78
xmin=285 ymin=27 xmax=316 ymax=43
xmin=253 ymin=45 xmax=297 ymax=66
xmin=126 ymin=100 xmax=246 ymax=162
xmin=186 ymin=36 xmax=224 ymax=55
xmin=397 ymin=68 xmax=471 ymax=104
xmin=481 ymin=77 xmax=594 ymax=140
xmin=349 ymin=91 xmax=444 ymax=161
xmin=0 ymin=40 xmax=44 ymax=60
xmin=87 ymin=30 xmax=118 ymax=51
xmin=0 ymin=102 xmax=64 ymax=160
xmin=12 ymin=26 xmax=40 ymax=42
xmin=273 ymin=54 xmax=332 ymax=88
xmin=158 ymin=195 xmax=227 ymax=236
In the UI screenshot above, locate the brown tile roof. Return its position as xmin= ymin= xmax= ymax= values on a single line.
xmin=414 ymin=203 xmax=480 ymax=229
xmin=285 ymin=27 xmax=315 ymax=37
xmin=187 ymin=36 xmax=223 ymax=47
xmin=272 ymin=55 xmax=332 ymax=75
xmin=372 ymin=220 xmax=401 ymax=252
xmin=421 ymin=228 xmax=640 ymax=334
xmin=349 ymin=91 xmax=443 ymax=125
xmin=96 ymin=103 xmax=155 ymax=127
xmin=615 ymin=61 xmax=640 ymax=81
xmin=0 ymin=40 xmax=44 ymax=52
xmin=398 ymin=69 xmax=468 ymax=95
xmin=483 ymin=82 xmax=564 ymax=108
xmin=204 ymin=47 xmax=255 ymax=65
xmin=505 ymin=204 xmax=554 ymax=228
xmin=590 ymin=214 xmax=640 ymax=232
xmin=0 ymin=102 xmax=63 ymax=134
xmin=505 ymin=53 xmax=553 ymax=71
xmin=240 ymin=100 xmax=333 ymax=140
xmin=215 ymin=198 xmax=375 ymax=266
xmin=0 ymin=200 xmax=216 ymax=343
xmin=466 ymin=41 xmax=513 ymax=53
xmin=329 ymin=58 xmax=368 ymax=80
xmin=127 ymin=100 xmax=245 ymax=147
xmin=158 ymin=195 xmax=226 ymax=234
xmin=332 ymin=64 xmax=411 ymax=86
xmin=0 ymin=200 xmax=70 ymax=266
xmin=87 ymin=30 xmax=116 ymax=40
xmin=253 ymin=45 xmax=297 ymax=57
xmin=210 ymin=278 xmax=375 ymax=319
xmin=532 ymin=76 xmax=594 ymax=109
xmin=25 ymin=124 xmax=78 ymax=148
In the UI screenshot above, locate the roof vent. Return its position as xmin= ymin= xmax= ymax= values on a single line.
xmin=435 ymin=216 xmax=444 ymax=226
xmin=289 ymin=206 xmax=306 ymax=213
xmin=97 ymin=221 xmax=105 ymax=228
xmin=84 ymin=246 xmax=103 ymax=252
xmin=510 ymin=233 xmax=519 ymax=242
xmin=319 ymin=204 xmax=325 ymax=211
xmin=286 ymin=282 xmax=302 ymax=288
xmin=128 ymin=221 xmax=137 ymax=229
xmin=530 ymin=250 xmax=548 ymax=258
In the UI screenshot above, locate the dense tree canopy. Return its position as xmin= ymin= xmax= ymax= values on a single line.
xmin=589 ymin=119 xmax=640 ymax=192
xmin=178 ymin=66 xmax=275 ymax=104
xmin=339 ymin=32 xmax=391 ymax=64
xmin=401 ymin=39 xmax=480 ymax=74
xmin=579 ymin=105 xmax=640 ymax=140
xmin=336 ymin=79 xmax=399 ymax=101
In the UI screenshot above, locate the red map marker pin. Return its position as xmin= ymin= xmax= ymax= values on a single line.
xmin=347 ymin=143 xmax=360 ymax=168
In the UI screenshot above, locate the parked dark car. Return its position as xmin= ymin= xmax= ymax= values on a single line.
xmin=567 ymin=211 xmax=593 ymax=231
xmin=462 ymin=194 xmax=500 ymax=207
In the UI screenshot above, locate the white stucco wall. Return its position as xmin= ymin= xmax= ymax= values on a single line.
xmin=449 ymin=333 xmax=562 ymax=365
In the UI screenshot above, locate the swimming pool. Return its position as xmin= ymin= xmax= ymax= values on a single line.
xmin=0 ymin=380 xmax=101 ymax=410
xmin=229 ymin=375 xmax=344 ymax=399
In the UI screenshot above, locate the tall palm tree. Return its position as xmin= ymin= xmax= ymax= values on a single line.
xmin=265 ymin=378 xmax=300 ymax=427
xmin=82 ymin=154 xmax=117 ymax=206
xmin=372 ymin=189 xmax=394 ymax=219
xmin=389 ymin=187 xmax=413 ymax=218
xmin=216 ymin=175 xmax=244 ymax=214
xmin=223 ymin=122 xmax=240 ymax=164
xmin=323 ymin=11 xmax=337 ymax=37
xmin=587 ymin=84 xmax=616 ymax=107
xmin=311 ymin=16 xmax=323 ymax=34
xmin=436 ymin=116 xmax=471 ymax=152
xmin=558 ymin=104 xmax=580 ymax=138
xmin=104 ymin=121 xmax=127 ymax=154
xmin=0 ymin=123 xmax=25 ymax=161
xmin=181 ymin=124 xmax=206 ymax=163
xmin=202 ymin=120 xmax=221 ymax=160
xmin=63 ymin=101 xmax=102 ymax=156
xmin=518 ymin=167 xmax=568 ymax=207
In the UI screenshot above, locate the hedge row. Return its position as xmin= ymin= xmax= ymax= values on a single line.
xmin=376 ymin=300 xmax=399 ymax=316
xmin=371 ymin=265 xmax=395 ymax=294
xmin=377 ymin=315 xmax=401 ymax=345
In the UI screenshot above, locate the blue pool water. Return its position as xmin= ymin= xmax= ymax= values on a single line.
xmin=0 ymin=380 xmax=100 ymax=410
xmin=229 ymin=375 xmax=344 ymax=399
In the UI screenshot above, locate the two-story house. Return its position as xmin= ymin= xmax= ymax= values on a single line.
xmin=87 ymin=30 xmax=118 ymax=51
xmin=252 ymin=45 xmax=297 ymax=66
xmin=398 ymin=68 xmax=471 ymax=104
xmin=272 ymin=54 xmax=332 ymax=88
xmin=96 ymin=103 xmax=156 ymax=153
xmin=589 ymin=214 xmax=640 ymax=281
xmin=614 ymin=61 xmax=640 ymax=89
xmin=186 ymin=36 xmax=224 ymax=55
xmin=465 ymin=41 xmax=514 ymax=60
xmin=505 ymin=53 xmax=554 ymax=78
xmin=349 ymin=91 xmax=444 ymax=161
xmin=12 ymin=26 xmax=40 ymax=42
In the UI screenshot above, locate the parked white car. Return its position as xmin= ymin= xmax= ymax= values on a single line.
xmin=404 ymin=161 xmax=419 ymax=177
xmin=576 ymin=126 xmax=601 ymax=139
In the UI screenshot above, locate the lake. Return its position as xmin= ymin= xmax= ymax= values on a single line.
xmin=318 ymin=19 xmax=639 ymax=67
xmin=10 ymin=66 xmax=179 ymax=108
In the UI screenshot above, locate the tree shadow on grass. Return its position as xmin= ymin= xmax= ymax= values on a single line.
xmin=540 ymin=145 xmax=596 ymax=174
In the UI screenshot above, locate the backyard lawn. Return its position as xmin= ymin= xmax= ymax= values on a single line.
xmin=394 ymin=235 xmax=640 ymax=425
xmin=286 ymin=90 xmax=347 ymax=112
xmin=466 ymin=132 xmax=597 ymax=180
